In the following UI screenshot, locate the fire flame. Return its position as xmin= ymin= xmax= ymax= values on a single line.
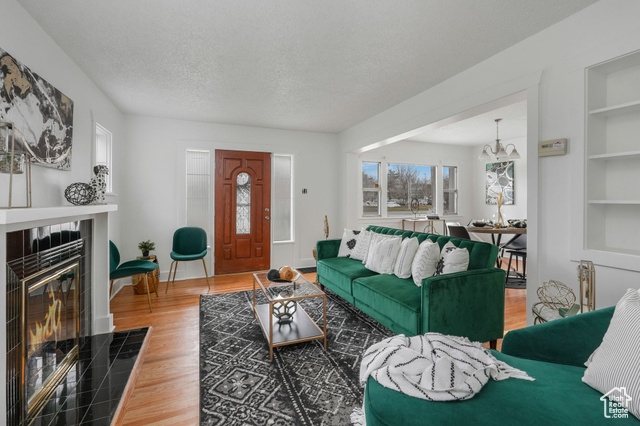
xmin=28 ymin=285 xmax=62 ymax=355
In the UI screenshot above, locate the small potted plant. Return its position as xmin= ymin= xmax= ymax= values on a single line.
xmin=138 ymin=240 xmax=156 ymax=258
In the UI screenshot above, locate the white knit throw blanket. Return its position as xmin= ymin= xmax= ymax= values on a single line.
xmin=351 ymin=333 xmax=534 ymax=425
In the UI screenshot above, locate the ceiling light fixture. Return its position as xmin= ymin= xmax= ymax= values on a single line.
xmin=478 ymin=118 xmax=520 ymax=161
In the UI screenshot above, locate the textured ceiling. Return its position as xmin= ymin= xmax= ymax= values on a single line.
xmin=19 ymin=0 xmax=596 ymax=133
xmin=408 ymin=100 xmax=527 ymax=146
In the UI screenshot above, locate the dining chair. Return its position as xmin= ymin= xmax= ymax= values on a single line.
xmin=447 ymin=225 xmax=471 ymax=240
xmin=503 ymin=234 xmax=527 ymax=284
xmin=109 ymin=241 xmax=158 ymax=312
xmin=166 ymin=226 xmax=211 ymax=293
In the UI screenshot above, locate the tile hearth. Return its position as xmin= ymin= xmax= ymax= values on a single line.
xmin=28 ymin=328 xmax=148 ymax=426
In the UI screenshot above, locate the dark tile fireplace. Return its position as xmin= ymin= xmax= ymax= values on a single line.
xmin=6 ymin=221 xmax=92 ymax=425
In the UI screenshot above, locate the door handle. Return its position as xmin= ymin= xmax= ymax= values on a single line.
xmin=265 ymin=216 xmax=270 ymax=220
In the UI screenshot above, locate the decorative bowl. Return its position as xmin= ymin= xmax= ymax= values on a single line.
xmin=472 ymin=221 xmax=487 ymax=227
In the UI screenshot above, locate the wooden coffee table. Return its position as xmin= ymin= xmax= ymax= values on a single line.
xmin=252 ymin=270 xmax=327 ymax=360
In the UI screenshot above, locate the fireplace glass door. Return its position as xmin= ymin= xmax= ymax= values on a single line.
xmin=22 ymin=256 xmax=80 ymax=420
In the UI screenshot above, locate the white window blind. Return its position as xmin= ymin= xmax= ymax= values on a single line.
xmin=273 ymin=154 xmax=293 ymax=242
xmin=95 ymin=123 xmax=112 ymax=193
xmin=185 ymin=150 xmax=211 ymax=234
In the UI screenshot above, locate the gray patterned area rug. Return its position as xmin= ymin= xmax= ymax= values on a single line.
xmin=199 ymin=290 xmax=392 ymax=425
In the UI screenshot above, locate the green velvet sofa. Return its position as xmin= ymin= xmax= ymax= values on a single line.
xmin=316 ymin=226 xmax=505 ymax=345
xmin=364 ymin=306 xmax=640 ymax=425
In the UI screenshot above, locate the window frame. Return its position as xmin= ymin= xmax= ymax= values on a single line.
xmin=359 ymin=158 xmax=463 ymax=220
xmin=362 ymin=161 xmax=381 ymax=217
xmin=94 ymin=123 xmax=113 ymax=194
xmin=442 ymin=165 xmax=459 ymax=216
xmin=273 ymin=153 xmax=295 ymax=244
xmin=385 ymin=162 xmax=437 ymax=218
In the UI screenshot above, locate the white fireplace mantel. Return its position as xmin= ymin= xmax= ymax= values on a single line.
xmin=0 ymin=204 xmax=117 ymax=225
xmin=1 ymin=204 xmax=118 ymax=417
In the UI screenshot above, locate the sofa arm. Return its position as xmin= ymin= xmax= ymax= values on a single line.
xmin=421 ymin=268 xmax=505 ymax=343
xmin=316 ymin=239 xmax=341 ymax=260
xmin=501 ymin=306 xmax=614 ymax=367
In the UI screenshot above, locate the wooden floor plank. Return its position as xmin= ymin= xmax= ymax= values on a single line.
xmin=112 ymin=271 xmax=526 ymax=424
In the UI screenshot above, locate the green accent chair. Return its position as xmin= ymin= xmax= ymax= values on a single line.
xmin=109 ymin=240 xmax=159 ymax=312
xmin=363 ymin=306 xmax=640 ymax=425
xmin=166 ymin=227 xmax=211 ymax=293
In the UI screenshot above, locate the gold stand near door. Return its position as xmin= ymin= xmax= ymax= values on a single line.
xmin=215 ymin=150 xmax=271 ymax=274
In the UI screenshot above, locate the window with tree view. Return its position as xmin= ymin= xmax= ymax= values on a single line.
xmin=387 ymin=164 xmax=436 ymax=217
xmin=362 ymin=162 xmax=380 ymax=217
xmin=443 ymin=166 xmax=458 ymax=215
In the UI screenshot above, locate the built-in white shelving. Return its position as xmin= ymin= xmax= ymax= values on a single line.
xmin=588 ymin=200 xmax=640 ymax=205
xmin=588 ymin=99 xmax=640 ymax=116
xmin=588 ymin=150 xmax=640 ymax=160
xmin=584 ymin=50 xmax=640 ymax=260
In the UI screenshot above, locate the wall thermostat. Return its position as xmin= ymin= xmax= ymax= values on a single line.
xmin=539 ymin=139 xmax=567 ymax=157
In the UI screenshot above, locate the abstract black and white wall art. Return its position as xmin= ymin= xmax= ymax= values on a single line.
xmin=486 ymin=161 xmax=514 ymax=205
xmin=0 ymin=47 xmax=74 ymax=170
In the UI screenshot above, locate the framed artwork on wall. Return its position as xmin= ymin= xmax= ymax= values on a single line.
xmin=486 ymin=161 xmax=514 ymax=205
xmin=0 ymin=47 xmax=74 ymax=170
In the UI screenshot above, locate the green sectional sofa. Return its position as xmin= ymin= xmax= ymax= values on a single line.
xmin=364 ymin=306 xmax=640 ymax=425
xmin=316 ymin=226 xmax=505 ymax=344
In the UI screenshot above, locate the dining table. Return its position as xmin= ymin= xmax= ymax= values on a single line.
xmin=466 ymin=225 xmax=527 ymax=267
xmin=466 ymin=225 xmax=526 ymax=246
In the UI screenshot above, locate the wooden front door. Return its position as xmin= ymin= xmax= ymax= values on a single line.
xmin=214 ymin=150 xmax=271 ymax=274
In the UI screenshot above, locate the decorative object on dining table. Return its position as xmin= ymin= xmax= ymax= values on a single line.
xmin=486 ymin=161 xmax=514 ymax=205
xmin=410 ymin=198 xmax=420 ymax=218
xmin=272 ymin=292 xmax=297 ymax=324
xmin=0 ymin=46 xmax=74 ymax=170
xmin=507 ymin=219 xmax=527 ymax=228
xmin=472 ymin=220 xmax=487 ymax=227
xmin=0 ymin=120 xmax=32 ymax=209
xmin=492 ymin=191 xmax=506 ymax=228
xmin=427 ymin=215 xmax=440 ymax=220
xmin=90 ymin=165 xmax=109 ymax=204
xmin=577 ymin=260 xmax=596 ymax=313
xmin=532 ymin=280 xmax=580 ymax=324
xmin=137 ymin=240 xmax=156 ymax=258
xmin=64 ymin=182 xmax=95 ymax=206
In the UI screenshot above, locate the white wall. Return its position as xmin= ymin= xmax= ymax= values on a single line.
xmin=120 ymin=115 xmax=339 ymax=281
xmin=0 ymin=0 xmax=125 ymax=242
xmin=0 ymin=0 xmax=126 ymax=417
xmin=338 ymin=0 xmax=640 ymax=321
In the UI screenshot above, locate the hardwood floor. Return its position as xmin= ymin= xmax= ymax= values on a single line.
xmin=111 ymin=272 xmax=526 ymax=425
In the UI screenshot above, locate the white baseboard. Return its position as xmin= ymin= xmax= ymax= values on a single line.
xmin=296 ymin=258 xmax=317 ymax=268
xmin=93 ymin=313 xmax=114 ymax=334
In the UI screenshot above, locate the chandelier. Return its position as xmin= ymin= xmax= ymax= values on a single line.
xmin=478 ymin=118 xmax=520 ymax=161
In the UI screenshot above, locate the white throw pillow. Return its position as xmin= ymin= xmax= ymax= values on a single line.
xmin=364 ymin=233 xmax=398 ymax=265
xmin=364 ymin=235 xmax=402 ymax=274
xmin=582 ymin=288 xmax=640 ymax=420
xmin=411 ymin=240 xmax=440 ymax=286
xmin=433 ymin=241 xmax=469 ymax=276
xmin=337 ymin=228 xmax=361 ymax=257
xmin=393 ymin=237 xmax=419 ymax=279
xmin=351 ymin=229 xmax=373 ymax=261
